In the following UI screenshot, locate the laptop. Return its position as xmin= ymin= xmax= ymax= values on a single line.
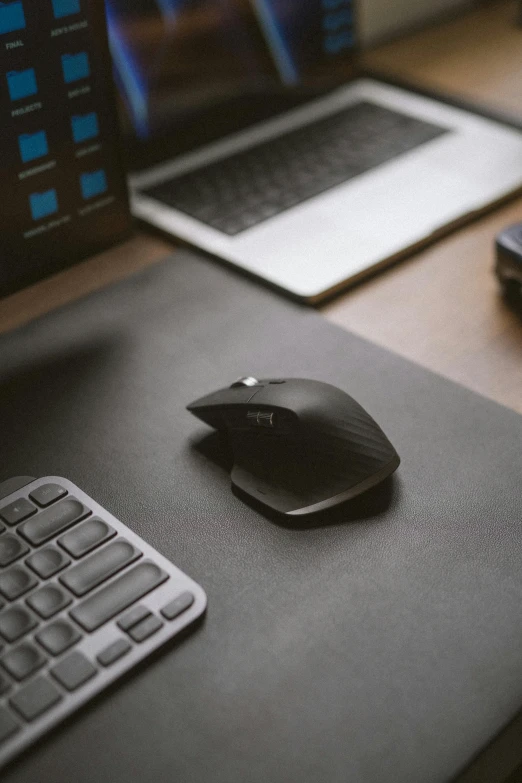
xmin=108 ymin=0 xmax=522 ymax=302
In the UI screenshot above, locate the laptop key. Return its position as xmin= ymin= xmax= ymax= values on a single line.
xmin=50 ymin=651 xmax=96 ymax=691
xmin=60 ymin=540 xmax=142 ymax=596
xmin=29 ymin=484 xmax=68 ymax=508
xmin=26 ymin=546 xmax=70 ymax=579
xmin=0 ymin=535 xmax=29 ymax=567
xmin=35 ymin=620 xmax=81 ymax=656
xmin=10 ymin=677 xmax=62 ymax=721
xmin=0 ymin=566 xmax=38 ymax=601
xmin=117 ymin=604 xmax=150 ymax=632
xmin=0 ymin=499 xmax=37 ymax=527
xmin=1 ymin=642 xmax=47 ymax=681
xmin=0 ymin=606 xmax=37 ymax=643
xmin=97 ymin=638 xmax=131 ymax=667
xmin=26 ymin=584 xmax=72 ymax=619
xmin=18 ymin=498 xmax=91 ymax=546
xmin=128 ymin=615 xmax=163 ymax=643
xmin=58 ymin=518 xmax=115 ymax=558
xmin=161 ymin=591 xmax=195 ymax=621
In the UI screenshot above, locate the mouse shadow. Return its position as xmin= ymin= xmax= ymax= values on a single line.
xmin=191 ymin=431 xmax=400 ymax=531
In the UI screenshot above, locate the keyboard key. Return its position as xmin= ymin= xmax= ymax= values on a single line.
xmin=10 ymin=676 xmax=62 ymax=721
xmin=0 ymin=566 xmax=38 ymax=601
xmin=50 ymin=651 xmax=96 ymax=691
xmin=97 ymin=638 xmax=131 ymax=667
xmin=0 ymin=498 xmax=37 ymax=526
xmin=0 ymin=671 xmax=11 ymax=696
xmin=70 ymin=561 xmax=169 ymax=632
xmin=0 ymin=534 xmax=29 ymax=567
xmin=18 ymin=498 xmax=90 ymax=546
xmin=61 ymin=539 xmax=142 ymax=596
xmin=35 ymin=619 xmax=81 ymax=655
xmin=26 ymin=546 xmax=70 ymax=578
xmin=29 ymin=483 xmax=68 ymax=507
xmin=1 ymin=642 xmax=47 ymax=681
xmin=58 ymin=517 xmax=115 ymax=558
xmin=117 ymin=604 xmax=150 ymax=632
xmin=26 ymin=584 xmax=72 ymax=619
xmin=161 ymin=591 xmax=195 ymax=621
xmin=0 ymin=606 xmax=37 ymax=642
xmin=128 ymin=615 xmax=163 ymax=643
xmin=0 ymin=706 xmax=20 ymax=745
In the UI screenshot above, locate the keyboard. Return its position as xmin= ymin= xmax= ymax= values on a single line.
xmin=0 ymin=476 xmax=206 ymax=769
xmin=143 ymin=100 xmax=447 ymax=235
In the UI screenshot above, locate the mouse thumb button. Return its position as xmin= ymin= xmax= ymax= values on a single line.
xmin=246 ymin=410 xmax=276 ymax=427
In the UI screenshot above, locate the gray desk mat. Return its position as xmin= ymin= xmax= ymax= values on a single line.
xmin=1 ymin=250 xmax=522 ymax=783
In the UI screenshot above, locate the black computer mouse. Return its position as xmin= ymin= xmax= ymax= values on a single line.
xmin=187 ymin=377 xmax=400 ymax=516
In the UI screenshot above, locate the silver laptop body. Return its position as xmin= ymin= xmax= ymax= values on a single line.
xmin=122 ymin=5 xmax=522 ymax=301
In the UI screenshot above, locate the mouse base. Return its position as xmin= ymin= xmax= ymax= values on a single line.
xmin=231 ymin=449 xmax=400 ymax=516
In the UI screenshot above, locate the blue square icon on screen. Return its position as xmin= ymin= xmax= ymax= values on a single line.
xmin=80 ymin=168 xmax=107 ymax=199
xmin=0 ymin=1 xmax=25 ymax=35
xmin=51 ymin=0 xmax=80 ymax=18
xmin=6 ymin=67 xmax=37 ymax=101
xmin=61 ymin=51 xmax=89 ymax=84
xmin=71 ymin=111 xmax=98 ymax=143
xmin=323 ymin=30 xmax=354 ymax=54
xmin=18 ymin=130 xmax=48 ymax=163
xmin=29 ymin=188 xmax=58 ymax=220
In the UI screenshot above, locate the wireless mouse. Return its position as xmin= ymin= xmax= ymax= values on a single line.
xmin=187 ymin=377 xmax=400 ymax=516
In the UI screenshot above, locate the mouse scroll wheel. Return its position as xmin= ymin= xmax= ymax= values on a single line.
xmin=230 ymin=377 xmax=260 ymax=388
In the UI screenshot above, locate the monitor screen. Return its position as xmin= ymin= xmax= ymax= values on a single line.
xmin=106 ymin=0 xmax=355 ymax=155
xmin=0 ymin=0 xmax=132 ymax=297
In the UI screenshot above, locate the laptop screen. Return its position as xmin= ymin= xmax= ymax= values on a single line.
xmin=0 ymin=0 xmax=132 ymax=297
xmin=106 ymin=0 xmax=356 ymax=160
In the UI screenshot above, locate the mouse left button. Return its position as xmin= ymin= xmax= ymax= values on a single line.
xmin=187 ymin=386 xmax=262 ymax=421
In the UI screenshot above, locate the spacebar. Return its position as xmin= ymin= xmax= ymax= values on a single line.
xmin=70 ymin=561 xmax=169 ymax=631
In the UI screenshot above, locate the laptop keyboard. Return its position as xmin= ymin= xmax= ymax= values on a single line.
xmin=143 ymin=101 xmax=448 ymax=235
xmin=0 ymin=476 xmax=206 ymax=769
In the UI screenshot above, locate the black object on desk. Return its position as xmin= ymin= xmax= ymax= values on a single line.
xmin=0 ymin=475 xmax=206 ymax=768
xmin=496 ymin=222 xmax=522 ymax=302
xmin=187 ymin=376 xmax=400 ymax=515
xmin=1 ymin=249 xmax=522 ymax=783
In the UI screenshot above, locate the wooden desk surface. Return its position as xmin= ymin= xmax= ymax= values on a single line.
xmin=326 ymin=0 xmax=522 ymax=415
xmin=1 ymin=0 xmax=521 ymax=415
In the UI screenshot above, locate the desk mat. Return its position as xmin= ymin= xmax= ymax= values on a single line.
xmin=1 ymin=249 xmax=522 ymax=783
